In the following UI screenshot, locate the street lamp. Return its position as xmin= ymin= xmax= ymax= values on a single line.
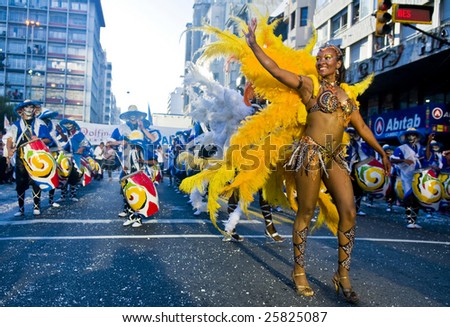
xmin=25 ymin=19 xmax=40 ymax=99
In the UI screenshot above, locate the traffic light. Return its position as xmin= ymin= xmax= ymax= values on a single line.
xmin=375 ymin=0 xmax=393 ymax=36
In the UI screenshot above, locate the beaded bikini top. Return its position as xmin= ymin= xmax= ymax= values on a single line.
xmin=308 ymin=88 xmax=358 ymax=118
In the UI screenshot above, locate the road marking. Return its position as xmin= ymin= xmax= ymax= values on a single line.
xmin=0 ymin=218 xmax=262 ymax=226
xmin=0 ymin=234 xmax=448 ymax=245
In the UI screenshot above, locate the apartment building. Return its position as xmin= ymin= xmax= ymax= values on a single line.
xmin=0 ymin=0 xmax=112 ymax=123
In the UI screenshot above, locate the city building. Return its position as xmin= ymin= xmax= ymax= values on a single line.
xmin=184 ymin=0 xmax=449 ymax=146
xmin=0 ymin=0 xmax=115 ymax=124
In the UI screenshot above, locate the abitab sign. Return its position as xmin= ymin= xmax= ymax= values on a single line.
xmin=370 ymin=103 xmax=449 ymax=140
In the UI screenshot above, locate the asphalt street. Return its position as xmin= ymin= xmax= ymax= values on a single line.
xmin=0 ymin=171 xmax=449 ymax=307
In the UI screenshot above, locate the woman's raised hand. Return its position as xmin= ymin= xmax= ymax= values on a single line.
xmin=245 ymin=17 xmax=257 ymax=47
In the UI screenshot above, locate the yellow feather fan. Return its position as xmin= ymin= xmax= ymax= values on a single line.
xmin=180 ymin=11 xmax=374 ymax=236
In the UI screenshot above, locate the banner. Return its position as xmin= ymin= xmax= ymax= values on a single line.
xmin=74 ymin=122 xmax=185 ymax=146
xmin=369 ymin=103 xmax=449 ymax=140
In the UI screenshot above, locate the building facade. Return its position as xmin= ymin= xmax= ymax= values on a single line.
xmin=0 ymin=0 xmax=113 ymax=123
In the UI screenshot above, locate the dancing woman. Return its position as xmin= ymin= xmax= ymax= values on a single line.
xmin=244 ymin=18 xmax=390 ymax=303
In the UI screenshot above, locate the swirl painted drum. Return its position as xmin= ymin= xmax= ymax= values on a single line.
xmin=438 ymin=171 xmax=450 ymax=201
xmin=412 ymin=168 xmax=443 ymax=211
xmin=354 ymin=157 xmax=390 ymax=198
xmin=19 ymin=138 xmax=59 ymax=191
xmin=80 ymin=157 xmax=93 ymax=187
xmin=55 ymin=151 xmax=73 ymax=180
xmin=121 ymin=170 xmax=159 ymax=218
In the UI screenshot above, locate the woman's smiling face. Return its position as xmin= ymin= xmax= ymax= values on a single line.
xmin=316 ymin=48 xmax=341 ymax=79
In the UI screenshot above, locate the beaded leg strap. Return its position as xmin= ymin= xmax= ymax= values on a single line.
xmin=338 ymin=226 xmax=356 ymax=271
xmin=294 ymin=227 xmax=309 ymax=268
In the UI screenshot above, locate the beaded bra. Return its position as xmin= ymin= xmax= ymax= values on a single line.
xmin=308 ymin=88 xmax=358 ymax=118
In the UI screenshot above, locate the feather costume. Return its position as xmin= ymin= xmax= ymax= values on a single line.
xmin=181 ymin=10 xmax=374 ymax=235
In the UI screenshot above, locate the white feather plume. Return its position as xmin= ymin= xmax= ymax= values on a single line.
xmin=184 ymin=62 xmax=253 ymax=154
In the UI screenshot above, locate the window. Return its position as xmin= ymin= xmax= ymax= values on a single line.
xmin=353 ymin=0 xmax=360 ymax=23
xmin=331 ymin=8 xmax=348 ymax=37
xmin=69 ymin=14 xmax=86 ymax=28
xmin=290 ymin=11 xmax=296 ymax=30
xmin=300 ymin=7 xmax=308 ymax=27
xmin=49 ymin=12 xmax=67 ymax=26
xmin=48 ymin=28 xmax=67 ymax=41
xmin=51 ymin=0 xmax=68 ymax=10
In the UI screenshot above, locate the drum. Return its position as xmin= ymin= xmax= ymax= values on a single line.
xmin=438 ymin=171 xmax=450 ymax=201
xmin=411 ymin=168 xmax=443 ymax=211
xmin=19 ymin=138 xmax=59 ymax=191
xmin=354 ymin=157 xmax=390 ymax=198
xmin=121 ymin=170 xmax=159 ymax=218
xmin=394 ymin=177 xmax=404 ymax=201
xmin=80 ymin=157 xmax=93 ymax=187
xmin=55 ymin=151 xmax=73 ymax=180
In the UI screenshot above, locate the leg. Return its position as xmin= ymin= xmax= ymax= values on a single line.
xmin=322 ymin=165 xmax=359 ymax=304
xmin=292 ymin=169 xmax=322 ymax=296
xmin=259 ymin=190 xmax=284 ymax=242
xmin=32 ymin=184 xmax=41 ymax=215
xmin=351 ymin=168 xmax=365 ymax=216
xmin=223 ymin=190 xmax=243 ymax=242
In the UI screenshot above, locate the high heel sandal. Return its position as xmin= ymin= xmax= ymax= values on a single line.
xmin=264 ymin=228 xmax=285 ymax=243
xmin=332 ymin=272 xmax=359 ymax=304
xmin=291 ymin=271 xmax=315 ymax=297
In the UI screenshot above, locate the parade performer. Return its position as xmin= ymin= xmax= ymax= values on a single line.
xmin=120 ymin=130 xmax=159 ymax=227
xmin=346 ymin=127 xmax=375 ymax=216
xmin=111 ymin=105 xmax=157 ymax=217
xmin=390 ymin=128 xmax=425 ymax=228
xmin=180 ymin=12 xmax=390 ymax=303
xmin=6 ymin=99 xmax=54 ymax=216
xmin=38 ymin=108 xmax=65 ymax=207
xmin=59 ymin=119 xmax=92 ymax=202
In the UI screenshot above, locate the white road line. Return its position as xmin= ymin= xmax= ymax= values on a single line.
xmin=0 ymin=234 xmax=448 ymax=245
xmin=0 ymin=219 xmax=263 ymax=226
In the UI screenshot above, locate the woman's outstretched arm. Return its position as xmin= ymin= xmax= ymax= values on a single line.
xmin=245 ymin=18 xmax=307 ymax=91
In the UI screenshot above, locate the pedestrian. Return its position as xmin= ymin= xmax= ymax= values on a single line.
xmin=102 ymin=143 xmax=116 ymax=181
xmin=156 ymin=145 xmax=164 ymax=183
xmin=93 ymin=142 xmax=105 ymax=180
xmin=5 ymin=99 xmax=54 ymax=216
xmin=390 ymin=128 xmax=425 ymax=228
xmin=244 ymin=18 xmax=390 ymax=303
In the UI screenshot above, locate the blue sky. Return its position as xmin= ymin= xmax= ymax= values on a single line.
xmin=100 ymin=0 xmax=195 ymax=114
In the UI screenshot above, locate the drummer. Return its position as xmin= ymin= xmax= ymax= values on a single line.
xmin=122 ymin=130 xmax=157 ymax=227
xmin=424 ymin=134 xmax=445 ymax=174
xmin=5 ymin=99 xmax=53 ymax=217
xmin=110 ymin=105 xmax=157 ymax=218
xmin=38 ymin=108 xmax=65 ymax=208
xmin=346 ymin=127 xmax=375 ymax=216
xmin=59 ymin=119 xmax=92 ymax=202
xmin=390 ymin=128 xmax=425 ymax=229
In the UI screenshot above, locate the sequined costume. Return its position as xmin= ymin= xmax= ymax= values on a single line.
xmin=286 ymin=136 xmax=349 ymax=177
